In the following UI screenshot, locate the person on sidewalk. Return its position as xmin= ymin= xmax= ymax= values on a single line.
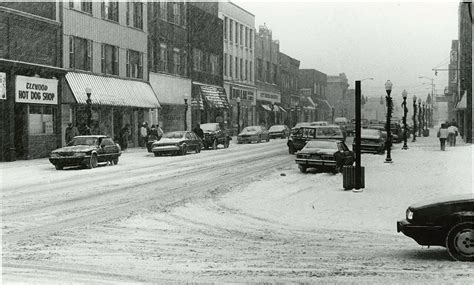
xmin=437 ymin=123 xmax=448 ymax=151
xmin=447 ymin=124 xmax=459 ymax=147
xmin=120 ymin=124 xmax=131 ymax=151
xmin=140 ymin=122 xmax=148 ymax=148
xmin=193 ymin=123 xmax=204 ymax=140
xmin=65 ymin=122 xmax=79 ymax=145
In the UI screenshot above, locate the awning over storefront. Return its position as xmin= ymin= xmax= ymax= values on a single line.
xmin=193 ymin=82 xmax=230 ymax=109
xmin=307 ymin=97 xmax=317 ymax=108
xmin=261 ymin=104 xmax=272 ymax=111
xmin=149 ymin=72 xmax=191 ymax=105
xmin=455 ymin=91 xmax=467 ymax=110
xmin=66 ymin=72 xmax=160 ymax=108
xmin=315 ymin=98 xmax=332 ymax=110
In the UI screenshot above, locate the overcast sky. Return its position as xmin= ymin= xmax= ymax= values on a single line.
xmin=232 ymin=0 xmax=459 ymax=101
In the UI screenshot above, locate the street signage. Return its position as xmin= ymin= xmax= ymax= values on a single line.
xmin=15 ymin=75 xmax=58 ymax=105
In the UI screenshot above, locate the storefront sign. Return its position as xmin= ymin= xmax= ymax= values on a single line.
xmin=15 ymin=75 xmax=58 ymax=105
xmin=257 ymin=91 xmax=280 ymax=103
xmin=0 ymin=73 xmax=6 ymax=100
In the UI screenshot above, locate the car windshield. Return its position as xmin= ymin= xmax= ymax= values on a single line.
xmin=305 ymin=140 xmax=336 ymax=150
xmin=362 ymin=129 xmax=381 ymax=136
xmin=269 ymin=125 xmax=285 ymax=132
xmin=68 ymin=137 xmax=98 ymax=146
xmin=163 ymin=132 xmax=185 ymax=139
xmin=242 ymin=126 xmax=259 ymax=133
xmin=200 ymin=123 xmax=218 ymax=132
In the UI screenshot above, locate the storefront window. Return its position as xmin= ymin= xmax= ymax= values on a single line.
xmin=28 ymin=105 xmax=55 ymax=135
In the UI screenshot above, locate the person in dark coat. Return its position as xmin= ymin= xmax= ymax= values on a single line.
xmin=120 ymin=124 xmax=131 ymax=151
xmin=65 ymin=122 xmax=79 ymax=145
xmin=193 ymin=123 xmax=204 ymax=139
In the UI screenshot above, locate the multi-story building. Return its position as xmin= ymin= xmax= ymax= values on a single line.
xmin=454 ymin=1 xmax=472 ymax=143
xmin=62 ymin=1 xmax=160 ymax=147
xmin=326 ymin=73 xmax=349 ymax=121
xmin=255 ymin=24 xmax=282 ymax=127
xmin=0 ymin=2 xmax=66 ymax=161
xmin=219 ymin=1 xmax=256 ymax=134
xmin=188 ymin=2 xmax=229 ymax=128
xmin=445 ymin=40 xmax=458 ymax=122
xmin=299 ymin=69 xmax=331 ymax=121
xmin=279 ymin=52 xmax=300 ymax=127
xmin=148 ymin=1 xmax=191 ymax=132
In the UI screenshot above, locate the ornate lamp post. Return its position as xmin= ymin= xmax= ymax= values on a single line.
xmin=418 ymin=98 xmax=422 ymax=137
xmin=184 ymin=97 xmax=188 ymax=131
xmin=236 ymin=96 xmax=241 ymax=134
xmin=401 ymin=89 xmax=408 ymax=150
xmin=412 ymin=95 xmax=417 ymax=142
xmin=85 ymin=87 xmax=92 ymax=129
xmin=422 ymin=101 xmax=426 ymax=135
xmin=384 ymin=80 xmax=393 ymax=163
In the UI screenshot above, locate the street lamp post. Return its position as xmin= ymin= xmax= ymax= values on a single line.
xmin=85 ymin=87 xmax=92 ymax=129
xmin=422 ymin=101 xmax=426 ymax=136
xmin=184 ymin=98 xmax=188 ymax=131
xmin=384 ymin=80 xmax=393 ymax=163
xmin=236 ymin=96 xmax=241 ymax=134
xmin=401 ymin=90 xmax=408 ymax=150
xmin=412 ymin=95 xmax=417 ymax=142
xmin=418 ymin=98 xmax=422 ymax=137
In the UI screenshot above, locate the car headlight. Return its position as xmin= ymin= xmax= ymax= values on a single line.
xmin=406 ymin=209 xmax=413 ymax=220
xmin=73 ymin=152 xmax=86 ymax=157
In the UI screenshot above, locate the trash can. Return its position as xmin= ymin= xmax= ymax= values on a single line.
xmin=343 ymin=165 xmax=365 ymax=190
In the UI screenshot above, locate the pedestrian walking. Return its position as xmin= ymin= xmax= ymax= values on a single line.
xmin=156 ymin=123 xmax=164 ymax=139
xmin=437 ymin=123 xmax=448 ymax=151
xmin=140 ymin=122 xmax=148 ymax=147
xmin=65 ymin=122 xmax=79 ymax=145
xmin=193 ymin=123 xmax=204 ymax=140
xmin=120 ymin=124 xmax=131 ymax=151
xmin=447 ymin=124 xmax=459 ymax=147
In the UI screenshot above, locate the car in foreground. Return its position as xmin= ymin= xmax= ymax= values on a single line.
xmin=287 ymin=125 xmax=345 ymax=154
xmin=268 ymin=124 xmax=290 ymax=139
xmin=295 ymin=140 xmax=354 ymax=173
xmin=151 ymin=131 xmax=202 ymax=156
xmin=49 ymin=135 xmax=121 ymax=170
xmin=237 ymin=126 xmax=270 ymax=144
xmin=200 ymin=123 xmax=230 ymax=149
xmin=353 ymin=129 xmax=385 ymax=154
xmin=397 ymin=194 xmax=474 ymax=262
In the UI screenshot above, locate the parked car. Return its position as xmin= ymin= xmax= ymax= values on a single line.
xmin=291 ymin=122 xmax=311 ymax=134
xmin=287 ymin=125 xmax=345 ymax=154
xmin=353 ymin=129 xmax=385 ymax=154
xmin=346 ymin=119 xmax=369 ymax=136
xmin=397 ymin=194 xmax=474 ymax=262
xmin=49 ymin=135 xmax=121 ymax=170
xmin=268 ymin=124 xmax=290 ymax=139
xmin=295 ymin=140 xmax=354 ymax=173
xmin=200 ymin=123 xmax=230 ymax=150
xmin=390 ymin=122 xmax=403 ymax=143
xmin=237 ymin=125 xmax=270 ymax=144
xmin=334 ymin=117 xmax=348 ymax=136
xmin=310 ymin=121 xmax=329 ymax=126
xmin=151 ymin=131 xmax=203 ymax=156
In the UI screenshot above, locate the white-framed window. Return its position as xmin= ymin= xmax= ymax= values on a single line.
xmin=28 ymin=105 xmax=55 ymax=135
xmin=235 ymin=56 xmax=238 ymax=78
xmin=133 ymin=1 xmax=143 ymax=29
xmin=224 ymin=17 xmax=227 ymax=40
xmin=173 ymin=48 xmax=180 ymax=75
xmin=173 ymin=3 xmax=180 ymax=25
xmin=229 ymin=56 xmax=233 ymax=78
xmin=69 ymin=0 xmax=92 ymax=14
xmin=224 ymin=53 xmax=227 ymax=76
xmin=69 ymin=36 xmax=92 ymax=71
xmin=160 ymin=1 xmax=167 ymax=21
xmin=126 ymin=49 xmax=143 ymax=78
xmin=102 ymin=0 xmax=119 ymax=22
xmin=101 ymin=44 xmax=119 ymax=75
xmin=159 ymin=43 xmax=168 ymax=72
xmin=210 ymin=54 xmax=218 ymax=75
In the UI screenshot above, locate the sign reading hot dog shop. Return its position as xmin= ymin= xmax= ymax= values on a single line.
xmin=15 ymin=75 xmax=58 ymax=105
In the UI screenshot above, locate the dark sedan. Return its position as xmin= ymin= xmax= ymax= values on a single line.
xmin=397 ymin=194 xmax=474 ymax=262
xmin=354 ymin=129 xmax=385 ymax=154
xmin=49 ymin=135 xmax=121 ymax=170
xmin=237 ymin=126 xmax=270 ymax=144
xmin=295 ymin=140 xmax=354 ymax=173
xmin=268 ymin=124 xmax=290 ymax=139
xmin=151 ymin=131 xmax=203 ymax=156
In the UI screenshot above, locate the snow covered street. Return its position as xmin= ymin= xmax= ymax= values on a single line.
xmin=1 ymin=134 xmax=473 ymax=283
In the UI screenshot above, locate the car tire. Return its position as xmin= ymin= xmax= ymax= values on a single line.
xmin=224 ymin=139 xmax=230 ymax=148
xmin=299 ymin=165 xmax=307 ymax=173
xmin=212 ymin=140 xmax=218 ymax=150
xmin=55 ymin=164 xmax=63 ymax=170
xmin=266 ymin=136 xmax=270 ymax=142
xmin=181 ymin=145 xmax=187 ymax=155
xmin=195 ymin=145 xmax=201 ymax=153
xmin=289 ymin=146 xmax=295 ymax=155
xmin=154 ymin=152 xmax=160 ymax=157
xmin=257 ymin=136 xmax=262 ymax=143
xmin=446 ymin=222 xmax=474 ymax=262
xmin=112 ymin=157 xmax=119 ymax=165
xmin=87 ymin=153 xmax=98 ymax=169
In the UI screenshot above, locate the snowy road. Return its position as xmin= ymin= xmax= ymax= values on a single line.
xmin=2 ymin=135 xmax=473 ymax=283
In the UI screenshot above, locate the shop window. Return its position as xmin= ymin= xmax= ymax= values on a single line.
xmin=127 ymin=49 xmax=143 ymax=79
xmin=101 ymin=44 xmax=119 ymax=75
xmin=102 ymin=0 xmax=118 ymax=22
xmin=28 ymin=105 xmax=55 ymax=135
xmin=69 ymin=36 xmax=92 ymax=71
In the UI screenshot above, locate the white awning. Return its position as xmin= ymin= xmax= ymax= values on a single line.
xmin=261 ymin=104 xmax=272 ymax=111
xmin=307 ymin=97 xmax=317 ymax=108
xmin=455 ymin=91 xmax=467 ymax=110
xmin=149 ymin=73 xmax=191 ymax=105
xmin=66 ymin=72 xmax=160 ymax=108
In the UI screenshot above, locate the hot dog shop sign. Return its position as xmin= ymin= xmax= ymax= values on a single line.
xmin=15 ymin=75 xmax=58 ymax=105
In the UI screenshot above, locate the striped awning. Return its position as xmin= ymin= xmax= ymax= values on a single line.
xmin=193 ymin=82 xmax=230 ymax=109
xmin=66 ymin=72 xmax=160 ymax=108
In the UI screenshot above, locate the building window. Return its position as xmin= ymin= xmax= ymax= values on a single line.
xmin=69 ymin=1 xmax=92 ymax=14
xmin=229 ymin=19 xmax=233 ymax=42
xmin=235 ymin=56 xmax=238 ymax=79
xmin=240 ymin=24 xmax=243 ymax=46
xmin=127 ymin=49 xmax=143 ymax=79
xmin=273 ymin=63 xmax=277 ymax=84
xmin=101 ymin=44 xmax=119 ymax=75
xmin=69 ymin=36 xmax=92 ymax=71
xmin=148 ymin=40 xmax=155 ymax=72
xmin=229 ymin=56 xmax=233 ymax=78
xmin=210 ymin=54 xmax=218 ymax=75
xmin=257 ymin=59 xmax=262 ymax=81
xmin=181 ymin=50 xmax=188 ymax=76
xmin=193 ymin=49 xmax=203 ymax=71
xmin=159 ymin=43 xmax=167 ymax=72
xmin=160 ymin=1 xmax=167 ymax=21
xmin=28 ymin=105 xmax=55 ymax=135
xmin=133 ymin=1 xmax=143 ymax=29
xmin=224 ymin=53 xmax=227 ymax=76
xmin=173 ymin=3 xmax=180 ymax=25
xmin=102 ymin=0 xmax=119 ymax=22
xmin=249 ymin=61 xmax=253 ymax=81
xmin=245 ymin=27 xmax=248 ymax=47
xmin=245 ymin=59 xmax=248 ymax=80
xmin=235 ymin=23 xmax=239 ymax=45
xmin=266 ymin=61 xmax=271 ymax=82
xmin=249 ymin=30 xmax=253 ymax=49
xmin=240 ymin=58 xmax=243 ymax=79
xmin=173 ymin=48 xmax=180 ymax=75
xmin=224 ymin=17 xmax=227 ymax=40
